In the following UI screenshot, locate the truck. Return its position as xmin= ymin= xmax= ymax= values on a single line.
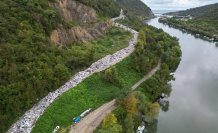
xmin=73 ymin=116 xmax=81 ymax=124
xmin=73 ymin=108 xmax=92 ymax=124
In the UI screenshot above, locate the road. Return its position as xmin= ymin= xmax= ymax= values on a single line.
xmin=131 ymin=61 xmax=161 ymax=90
xmin=69 ymin=100 xmax=116 ymax=133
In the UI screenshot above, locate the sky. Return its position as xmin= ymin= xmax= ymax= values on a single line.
xmin=142 ymin=0 xmax=218 ymax=10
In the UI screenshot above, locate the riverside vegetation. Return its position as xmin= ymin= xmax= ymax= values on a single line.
xmin=95 ymin=24 xmax=181 ymax=133
xmin=160 ymin=3 xmax=218 ymax=41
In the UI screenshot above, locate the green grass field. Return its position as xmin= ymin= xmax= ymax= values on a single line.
xmin=31 ymin=54 xmax=144 ymax=133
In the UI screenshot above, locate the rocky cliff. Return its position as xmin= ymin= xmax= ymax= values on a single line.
xmin=50 ymin=0 xmax=112 ymax=45
xmin=50 ymin=21 xmax=112 ymax=44
xmin=50 ymin=0 xmax=97 ymax=24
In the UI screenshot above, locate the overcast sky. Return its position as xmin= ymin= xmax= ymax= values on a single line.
xmin=142 ymin=0 xmax=218 ymax=10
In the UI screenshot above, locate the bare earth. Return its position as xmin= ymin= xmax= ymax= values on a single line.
xmin=69 ymin=62 xmax=160 ymax=133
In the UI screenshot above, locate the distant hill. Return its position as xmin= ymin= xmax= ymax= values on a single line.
xmin=165 ymin=3 xmax=218 ymax=21
xmin=116 ymin=0 xmax=154 ymax=20
xmin=76 ymin=0 xmax=154 ymax=20
xmin=161 ymin=3 xmax=218 ymax=41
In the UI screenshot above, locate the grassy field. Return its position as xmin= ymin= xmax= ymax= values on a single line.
xmin=31 ymin=55 xmax=145 ymax=133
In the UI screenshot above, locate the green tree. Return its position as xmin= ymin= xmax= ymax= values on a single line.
xmin=97 ymin=113 xmax=122 ymax=133
xmin=54 ymin=64 xmax=70 ymax=83
xmin=123 ymin=114 xmax=134 ymax=133
xmin=101 ymin=67 xmax=121 ymax=85
xmin=120 ymin=93 xmax=138 ymax=117
xmin=144 ymin=102 xmax=160 ymax=123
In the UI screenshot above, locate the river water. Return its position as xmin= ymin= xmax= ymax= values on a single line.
xmin=146 ymin=17 xmax=218 ymax=133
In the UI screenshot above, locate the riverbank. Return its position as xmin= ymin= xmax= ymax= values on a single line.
xmin=159 ymin=17 xmax=218 ymax=42
xmin=94 ymin=24 xmax=181 ymax=132
xmin=147 ymin=16 xmax=218 ymax=133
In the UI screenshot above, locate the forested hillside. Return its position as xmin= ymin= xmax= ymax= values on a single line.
xmin=116 ymin=0 xmax=154 ymax=20
xmin=165 ymin=3 xmax=218 ymax=20
xmin=75 ymin=0 xmax=119 ymax=17
xmin=161 ymin=3 xmax=218 ymax=41
xmin=75 ymin=0 xmax=154 ymax=20
xmin=0 ymin=0 xmax=154 ymax=132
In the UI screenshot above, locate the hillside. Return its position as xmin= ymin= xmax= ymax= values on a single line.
xmin=0 ymin=0 xmax=154 ymax=132
xmin=116 ymin=0 xmax=154 ymax=20
xmin=75 ymin=0 xmax=154 ymax=20
xmin=161 ymin=3 xmax=218 ymax=41
xmin=165 ymin=3 xmax=218 ymax=20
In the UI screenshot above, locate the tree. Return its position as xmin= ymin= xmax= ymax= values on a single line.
xmin=123 ymin=114 xmax=134 ymax=133
xmin=133 ymin=91 xmax=147 ymax=113
xmin=144 ymin=102 xmax=160 ymax=123
xmin=121 ymin=94 xmax=138 ymax=117
xmin=159 ymin=63 xmax=171 ymax=81
xmin=102 ymin=113 xmax=118 ymax=128
xmin=135 ymin=29 xmax=146 ymax=54
xmin=54 ymin=64 xmax=70 ymax=83
xmin=97 ymin=113 xmax=122 ymax=133
xmin=101 ymin=67 xmax=121 ymax=85
xmin=98 ymin=124 xmax=122 ymax=133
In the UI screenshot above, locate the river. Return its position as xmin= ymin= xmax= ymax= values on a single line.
xmin=146 ymin=17 xmax=218 ymax=133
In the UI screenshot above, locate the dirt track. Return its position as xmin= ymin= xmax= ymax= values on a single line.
xmin=131 ymin=61 xmax=161 ymax=90
xmin=69 ymin=100 xmax=116 ymax=133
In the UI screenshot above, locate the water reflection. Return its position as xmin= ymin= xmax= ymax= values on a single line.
xmin=160 ymin=100 xmax=169 ymax=112
xmin=146 ymin=119 xmax=158 ymax=133
xmin=146 ymin=17 xmax=218 ymax=133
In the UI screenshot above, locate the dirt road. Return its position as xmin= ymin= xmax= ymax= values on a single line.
xmin=131 ymin=61 xmax=161 ymax=90
xmin=69 ymin=100 xmax=116 ymax=133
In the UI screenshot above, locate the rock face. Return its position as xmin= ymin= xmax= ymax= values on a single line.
xmin=50 ymin=0 xmax=112 ymax=45
xmin=50 ymin=21 xmax=112 ymax=45
xmin=7 ymin=14 xmax=139 ymax=133
xmin=50 ymin=0 xmax=97 ymax=24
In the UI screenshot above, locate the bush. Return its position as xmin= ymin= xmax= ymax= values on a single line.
xmin=101 ymin=67 xmax=122 ymax=86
